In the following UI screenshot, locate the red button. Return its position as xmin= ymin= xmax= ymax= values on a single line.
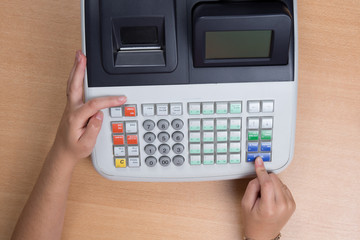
xmin=112 ymin=123 xmax=123 ymax=133
xmin=124 ymin=106 xmax=136 ymax=117
xmin=113 ymin=135 xmax=124 ymax=145
xmin=127 ymin=135 xmax=138 ymax=145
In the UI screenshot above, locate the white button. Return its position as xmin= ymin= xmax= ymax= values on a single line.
xmin=114 ymin=146 xmax=125 ymax=157
xmin=248 ymin=118 xmax=260 ymax=129
xmin=216 ymin=102 xmax=228 ymax=114
xmin=190 ymin=155 xmax=201 ymax=164
xmin=262 ymin=117 xmax=273 ymax=129
xmin=142 ymin=104 xmax=155 ymax=116
xmin=230 ymin=154 xmax=241 ymax=163
xmin=216 ymin=118 xmax=228 ymax=130
xmin=203 ymin=155 xmax=215 ymax=164
xmin=189 ymin=103 xmax=201 ymax=115
xmin=127 ymin=146 xmax=139 ymax=156
xmin=216 ymin=143 xmax=227 ymax=153
xmin=216 ymin=154 xmax=227 ymax=162
xmin=230 ymin=131 xmax=241 ymax=141
xmin=156 ymin=104 xmax=169 ymax=116
xmin=230 ymin=118 xmax=241 ymax=129
xmin=202 ymin=102 xmax=214 ymax=114
xmin=202 ymin=119 xmax=214 ymax=130
xmin=170 ymin=103 xmax=182 ymax=115
xmin=110 ymin=107 xmax=122 ymax=118
xmin=203 ymin=143 xmax=214 ymax=153
xmin=128 ymin=157 xmax=140 ymax=167
xmin=248 ymin=101 xmax=260 ymax=113
xmin=203 ymin=132 xmax=214 ymax=142
xmin=189 ymin=144 xmax=201 ymax=154
xmin=189 ymin=132 xmax=201 ymax=142
xmin=125 ymin=121 xmax=138 ymax=133
xmin=189 ymin=119 xmax=201 ymax=131
xmin=216 ymin=131 xmax=228 ymax=142
xmin=262 ymin=100 xmax=274 ymax=113
xmin=230 ymin=142 xmax=241 ymax=153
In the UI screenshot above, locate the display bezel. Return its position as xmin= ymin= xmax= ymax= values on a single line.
xmin=193 ymin=5 xmax=292 ymax=67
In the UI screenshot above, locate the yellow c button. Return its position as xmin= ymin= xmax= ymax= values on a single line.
xmin=115 ymin=158 xmax=127 ymax=168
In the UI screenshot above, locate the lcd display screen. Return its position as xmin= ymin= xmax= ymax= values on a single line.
xmin=205 ymin=30 xmax=272 ymax=59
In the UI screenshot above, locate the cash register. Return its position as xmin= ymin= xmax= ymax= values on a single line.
xmin=81 ymin=0 xmax=298 ymax=181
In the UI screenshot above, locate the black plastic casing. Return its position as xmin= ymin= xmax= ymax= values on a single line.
xmin=84 ymin=0 xmax=294 ymax=87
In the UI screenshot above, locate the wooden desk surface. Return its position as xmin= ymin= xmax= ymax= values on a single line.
xmin=1 ymin=1 xmax=359 ymax=239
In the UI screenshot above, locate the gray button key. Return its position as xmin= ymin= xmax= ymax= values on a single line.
xmin=172 ymin=143 xmax=185 ymax=154
xmin=172 ymin=131 xmax=184 ymax=142
xmin=158 ymin=144 xmax=171 ymax=155
xmin=144 ymin=132 xmax=156 ymax=143
xmin=145 ymin=156 xmax=157 ymax=167
xmin=157 ymin=119 xmax=170 ymax=130
xmin=144 ymin=144 xmax=157 ymax=155
xmin=143 ymin=120 xmax=155 ymax=131
xmin=173 ymin=155 xmax=185 ymax=166
xmin=159 ymin=156 xmax=171 ymax=167
xmin=158 ymin=132 xmax=170 ymax=142
xmin=171 ymin=119 xmax=184 ymax=130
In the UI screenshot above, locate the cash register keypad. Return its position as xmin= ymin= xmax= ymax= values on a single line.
xmin=110 ymin=100 xmax=274 ymax=168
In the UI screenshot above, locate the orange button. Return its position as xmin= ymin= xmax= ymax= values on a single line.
xmin=112 ymin=122 xmax=124 ymax=133
xmin=113 ymin=135 xmax=124 ymax=145
xmin=127 ymin=135 xmax=138 ymax=145
xmin=124 ymin=106 xmax=136 ymax=117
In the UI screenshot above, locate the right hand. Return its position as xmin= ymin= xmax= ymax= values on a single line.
xmin=241 ymin=157 xmax=296 ymax=240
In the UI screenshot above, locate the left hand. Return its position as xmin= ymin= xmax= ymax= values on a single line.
xmin=52 ymin=51 xmax=127 ymax=161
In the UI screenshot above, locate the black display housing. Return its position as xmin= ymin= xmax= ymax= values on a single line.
xmin=84 ymin=0 xmax=295 ymax=87
xmin=192 ymin=2 xmax=292 ymax=67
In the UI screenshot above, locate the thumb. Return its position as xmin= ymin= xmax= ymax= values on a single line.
xmin=78 ymin=111 xmax=104 ymax=150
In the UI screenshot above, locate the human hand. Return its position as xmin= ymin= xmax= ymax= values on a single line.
xmin=241 ymin=157 xmax=296 ymax=240
xmin=51 ymin=51 xmax=127 ymax=162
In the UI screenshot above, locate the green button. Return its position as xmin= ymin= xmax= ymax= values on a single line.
xmin=261 ymin=130 xmax=272 ymax=140
xmin=248 ymin=131 xmax=259 ymax=141
xmin=230 ymin=102 xmax=242 ymax=114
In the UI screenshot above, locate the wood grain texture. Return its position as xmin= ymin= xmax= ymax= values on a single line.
xmin=0 ymin=0 xmax=359 ymax=239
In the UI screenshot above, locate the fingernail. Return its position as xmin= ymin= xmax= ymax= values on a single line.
xmin=118 ymin=96 xmax=127 ymax=103
xmin=255 ymin=157 xmax=263 ymax=167
xmin=95 ymin=111 xmax=103 ymax=120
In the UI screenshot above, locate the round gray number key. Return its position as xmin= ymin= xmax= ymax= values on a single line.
xmin=172 ymin=143 xmax=185 ymax=154
xmin=158 ymin=144 xmax=171 ymax=155
xmin=158 ymin=132 xmax=170 ymax=142
xmin=173 ymin=155 xmax=185 ymax=166
xmin=157 ymin=119 xmax=170 ymax=130
xmin=172 ymin=131 xmax=184 ymax=142
xmin=143 ymin=132 xmax=156 ymax=143
xmin=145 ymin=156 xmax=157 ymax=167
xmin=159 ymin=156 xmax=171 ymax=167
xmin=144 ymin=144 xmax=157 ymax=155
xmin=143 ymin=120 xmax=155 ymax=131
xmin=171 ymin=119 xmax=184 ymax=130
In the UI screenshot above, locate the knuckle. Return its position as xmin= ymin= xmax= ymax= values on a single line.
xmin=88 ymin=98 xmax=100 ymax=109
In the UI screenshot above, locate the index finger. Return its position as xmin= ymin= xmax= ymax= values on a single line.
xmin=255 ymin=157 xmax=275 ymax=203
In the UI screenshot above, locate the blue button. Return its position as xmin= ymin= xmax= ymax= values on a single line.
xmin=247 ymin=153 xmax=271 ymax=162
xmin=247 ymin=142 xmax=259 ymax=152
xmin=261 ymin=142 xmax=272 ymax=152
xmin=259 ymin=153 xmax=271 ymax=162
xmin=247 ymin=153 xmax=258 ymax=162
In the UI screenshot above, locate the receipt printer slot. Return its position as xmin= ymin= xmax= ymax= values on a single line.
xmin=100 ymin=0 xmax=177 ymax=74
xmin=112 ymin=18 xmax=165 ymax=67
